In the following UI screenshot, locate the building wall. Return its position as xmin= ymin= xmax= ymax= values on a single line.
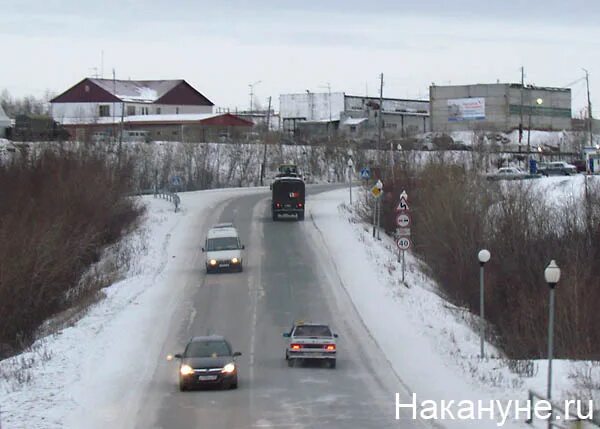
xmin=68 ymin=122 xmax=251 ymax=143
xmin=430 ymin=84 xmax=571 ymax=132
xmin=51 ymin=102 xmax=212 ymax=123
xmin=280 ymin=92 xmax=345 ymax=121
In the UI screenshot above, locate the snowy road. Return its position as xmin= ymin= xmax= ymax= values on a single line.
xmin=130 ymin=186 xmax=424 ymax=429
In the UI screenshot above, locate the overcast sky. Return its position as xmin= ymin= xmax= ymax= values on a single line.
xmin=2 ymin=0 xmax=599 ymax=114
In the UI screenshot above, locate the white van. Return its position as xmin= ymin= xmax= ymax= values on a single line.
xmin=202 ymin=223 xmax=245 ymax=273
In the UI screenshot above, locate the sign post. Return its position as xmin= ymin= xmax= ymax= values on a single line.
xmin=370 ymin=180 xmax=383 ymax=238
xmin=347 ymin=157 xmax=354 ymax=206
xmin=395 ymin=190 xmax=411 ymax=285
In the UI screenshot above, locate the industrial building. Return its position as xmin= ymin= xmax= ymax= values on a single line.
xmin=279 ymin=92 xmax=429 ymax=140
xmin=429 ymin=83 xmax=572 ymax=133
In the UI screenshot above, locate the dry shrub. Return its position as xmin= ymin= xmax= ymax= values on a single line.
xmin=380 ymin=160 xmax=600 ymax=359
xmin=0 ymin=149 xmax=143 ymax=355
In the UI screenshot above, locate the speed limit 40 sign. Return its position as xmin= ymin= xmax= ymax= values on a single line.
xmin=396 ymin=237 xmax=411 ymax=250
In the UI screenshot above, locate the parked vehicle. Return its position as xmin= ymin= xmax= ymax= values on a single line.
xmin=485 ymin=167 xmax=538 ymax=181
xmin=537 ymin=161 xmax=577 ymax=176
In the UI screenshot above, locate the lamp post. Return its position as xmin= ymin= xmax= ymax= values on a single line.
xmin=544 ymin=259 xmax=560 ymax=429
xmin=527 ymin=97 xmax=543 ymax=170
xmin=347 ymin=150 xmax=354 ymax=205
xmin=478 ymin=249 xmax=491 ymax=358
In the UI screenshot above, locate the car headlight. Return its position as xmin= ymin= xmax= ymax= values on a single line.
xmin=221 ymin=363 xmax=235 ymax=374
xmin=231 ymin=257 xmax=239 ymax=264
xmin=180 ymin=364 xmax=194 ymax=375
xmin=209 ymin=259 xmax=217 ymax=266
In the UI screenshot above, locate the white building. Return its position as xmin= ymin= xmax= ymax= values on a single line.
xmin=0 ymin=104 xmax=10 ymax=137
xmin=50 ymin=78 xmax=214 ymax=125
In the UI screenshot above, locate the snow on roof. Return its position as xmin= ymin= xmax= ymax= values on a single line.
xmin=89 ymin=79 xmax=181 ymax=103
xmin=343 ymin=117 xmax=368 ymax=126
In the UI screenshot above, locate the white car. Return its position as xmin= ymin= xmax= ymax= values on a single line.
xmin=202 ymin=223 xmax=245 ymax=273
xmin=486 ymin=167 xmax=530 ymax=181
xmin=283 ymin=322 xmax=338 ymax=368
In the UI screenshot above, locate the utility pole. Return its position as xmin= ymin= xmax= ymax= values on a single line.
xmin=261 ymin=96 xmax=272 ymax=186
xmin=377 ymin=73 xmax=384 ymax=166
xmin=584 ymin=68 xmax=593 ymax=148
xmin=112 ymin=69 xmax=116 ymax=143
xmin=519 ymin=67 xmax=524 ymax=146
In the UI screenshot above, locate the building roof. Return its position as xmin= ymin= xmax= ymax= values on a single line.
xmin=51 ymin=78 xmax=214 ymax=106
xmin=60 ymin=112 xmax=253 ymax=127
xmin=343 ymin=117 xmax=368 ymax=126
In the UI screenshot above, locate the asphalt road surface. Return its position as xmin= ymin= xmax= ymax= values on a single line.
xmin=134 ymin=185 xmax=427 ymax=429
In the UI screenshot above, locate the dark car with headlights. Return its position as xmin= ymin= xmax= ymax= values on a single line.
xmin=173 ymin=336 xmax=241 ymax=391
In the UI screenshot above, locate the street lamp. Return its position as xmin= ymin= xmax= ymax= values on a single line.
xmin=544 ymin=260 xmax=560 ymax=411
xmin=527 ymin=97 xmax=544 ymax=170
xmin=478 ymin=249 xmax=491 ymax=358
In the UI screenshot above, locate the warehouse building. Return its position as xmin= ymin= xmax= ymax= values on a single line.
xmin=429 ymin=83 xmax=572 ymax=133
xmin=279 ymin=92 xmax=429 ymax=140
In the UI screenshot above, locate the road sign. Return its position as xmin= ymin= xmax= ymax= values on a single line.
xmin=396 ymin=227 xmax=411 ymax=236
xmin=397 ymin=236 xmax=411 ymax=250
xmin=375 ymin=179 xmax=383 ymax=189
xmin=400 ymin=190 xmax=408 ymax=200
xmin=396 ymin=213 xmax=411 ymax=227
xmin=397 ymin=197 xmax=409 ymax=211
xmin=171 ymin=175 xmax=183 ymax=186
xmin=360 ymin=167 xmax=370 ymax=180
xmin=370 ymin=185 xmax=382 ymax=198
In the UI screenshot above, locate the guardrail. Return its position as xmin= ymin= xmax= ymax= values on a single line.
xmin=155 ymin=188 xmax=180 ymax=212
xmin=527 ymin=390 xmax=600 ymax=428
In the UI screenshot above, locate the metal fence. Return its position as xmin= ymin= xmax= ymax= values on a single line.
xmin=527 ymin=390 xmax=600 ymax=429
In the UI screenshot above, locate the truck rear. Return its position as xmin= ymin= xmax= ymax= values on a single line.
xmin=271 ymin=177 xmax=305 ymax=221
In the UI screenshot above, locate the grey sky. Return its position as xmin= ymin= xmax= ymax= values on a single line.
xmin=1 ymin=0 xmax=599 ymax=114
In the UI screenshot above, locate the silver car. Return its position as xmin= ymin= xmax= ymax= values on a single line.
xmin=283 ymin=322 xmax=338 ymax=368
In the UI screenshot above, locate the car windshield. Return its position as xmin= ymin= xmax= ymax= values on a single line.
xmin=185 ymin=340 xmax=232 ymax=357
xmin=206 ymin=237 xmax=239 ymax=251
xmin=293 ymin=325 xmax=332 ymax=337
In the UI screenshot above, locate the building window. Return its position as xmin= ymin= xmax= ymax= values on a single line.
xmin=386 ymin=123 xmax=397 ymax=129
xmin=127 ymin=106 xmax=136 ymax=116
xmin=156 ymin=107 xmax=161 ymax=114
xmin=98 ymin=105 xmax=110 ymax=117
xmin=176 ymin=107 xmax=180 ymax=114
xmin=141 ymin=107 xmax=149 ymax=115
xmin=350 ymin=125 xmax=357 ymax=133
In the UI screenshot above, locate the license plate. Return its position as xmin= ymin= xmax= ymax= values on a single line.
xmin=198 ymin=375 xmax=217 ymax=381
xmin=285 ymin=204 xmax=291 ymax=208
xmin=219 ymin=264 xmax=230 ymax=268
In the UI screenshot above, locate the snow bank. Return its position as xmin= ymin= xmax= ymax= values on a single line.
xmin=309 ymin=186 xmax=596 ymax=428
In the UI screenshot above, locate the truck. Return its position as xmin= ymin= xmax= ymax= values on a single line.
xmin=271 ymin=164 xmax=305 ymax=221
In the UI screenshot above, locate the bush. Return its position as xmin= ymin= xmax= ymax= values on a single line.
xmin=0 ymin=149 xmax=143 ymax=355
xmin=379 ymin=161 xmax=600 ymax=359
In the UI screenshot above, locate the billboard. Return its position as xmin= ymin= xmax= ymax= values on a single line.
xmin=447 ymin=98 xmax=485 ymax=121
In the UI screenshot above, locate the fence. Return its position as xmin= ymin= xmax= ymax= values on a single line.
xmin=154 ymin=187 xmax=180 ymax=212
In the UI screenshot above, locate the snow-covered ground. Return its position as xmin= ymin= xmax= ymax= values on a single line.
xmin=0 ymin=187 xmax=264 ymax=429
xmin=308 ymin=182 xmax=598 ymax=429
